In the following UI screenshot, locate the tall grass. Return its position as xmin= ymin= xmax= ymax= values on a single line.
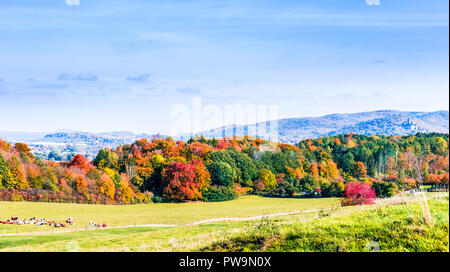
xmin=201 ymin=194 xmax=449 ymax=252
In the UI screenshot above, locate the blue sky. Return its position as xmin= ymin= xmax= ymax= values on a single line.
xmin=0 ymin=0 xmax=448 ymax=134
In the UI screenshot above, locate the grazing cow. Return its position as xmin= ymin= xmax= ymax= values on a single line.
xmin=88 ymin=222 xmax=106 ymax=228
xmin=65 ymin=217 xmax=74 ymax=225
xmin=53 ymin=222 xmax=63 ymax=228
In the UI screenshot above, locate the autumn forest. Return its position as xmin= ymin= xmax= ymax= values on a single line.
xmin=0 ymin=133 xmax=448 ymax=205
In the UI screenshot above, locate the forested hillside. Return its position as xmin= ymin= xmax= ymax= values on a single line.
xmin=185 ymin=110 xmax=449 ymax=143
xmin=0 ymin=133 xmax=448 ymax=204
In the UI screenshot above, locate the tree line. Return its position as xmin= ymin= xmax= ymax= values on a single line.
xmin=0 ymin=133 xmax=448 ymax=204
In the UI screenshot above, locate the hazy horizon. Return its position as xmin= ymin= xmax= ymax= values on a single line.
xmin=0 ymin=108 xmax=448 ymax=135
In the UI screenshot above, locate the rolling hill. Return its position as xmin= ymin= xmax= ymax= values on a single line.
xmin=1 ymin=110 xmax=448 ymax=152
xmin=179 ymin=110 xmax=449 ymax=143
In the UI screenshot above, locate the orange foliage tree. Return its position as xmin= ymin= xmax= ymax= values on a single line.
xmin=161 ymin=161 xmax=208 ymax=201
xmin=97 ymin=173 xmax=115 ymax=200
xmin=356 ymin=161 xmax=368 ymax=179
xmin=68 ymin=154 xmax=92 ymax=173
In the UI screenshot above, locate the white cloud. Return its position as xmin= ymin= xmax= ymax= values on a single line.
xmin=57 ymin=73 xmax=98 ymax=81
xmin=126 ymin=73 xmax=151 ymax=82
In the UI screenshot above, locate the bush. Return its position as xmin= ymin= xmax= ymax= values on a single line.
xmin=331 ymin=180 xmax=345 ymax=197
xmin=271 ymin=180 xmax=296 ymax=197
xmin=299 ymin=174 xmax=320 ymax=194
xmin=42 ymin=179 xmax=57 ymax=191
xmin=372 ymin=181 xmax=398 ymax=198
xmin=202 ymin=186 xmax=238 ymax=202
xmin=152 ymin=195 xmax=163 ymax=203
xmin=341 ymin=181 xmax=376 ymax=206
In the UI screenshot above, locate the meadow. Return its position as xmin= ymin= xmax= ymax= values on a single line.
xmin=0 ymin=196 xmax=339 ymax=234
xmin=0 ymin=193 xmax=447 ymax=252
xmin=202 ymin=194 xmax=449 ymax=252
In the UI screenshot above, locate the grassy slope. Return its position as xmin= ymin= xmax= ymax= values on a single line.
xmin=0 ymin=210 xmax=329 ymax=252
xmin=0 ymin=223 xmax=241 ymax=252
xmin=0 ymin=196 xmax=339 ymax=234
xmin=202 ymin=196 xmax=449 ymax=252
xmin=0 ymin=194 xmax=447 ymax=252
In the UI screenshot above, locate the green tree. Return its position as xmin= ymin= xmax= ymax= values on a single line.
xmin=299 ymin=174 xmax=320 ymax=193
xmin=208 ymin=161 xmax=237 ymax=187
xmin=258 ymin=169 xmax=277 ymax=192
xmin=93 ymin=148 xmax=119 ymax=170
xmin=0 ymin=155 xmax=14 ymax=189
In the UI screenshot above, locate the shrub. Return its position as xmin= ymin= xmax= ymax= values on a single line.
xmin=331 ymin=180 xmax=345 ymax=197
xmin=152 ymin=195 xmax=163 ymax=203
xmin=42 ymin=179 xmax=57 ymax=191
xmin=372 ymin=181 xmax=398 ymax=198
xmin=234 ymin=183 xmax=251 ymax=196
xmin=202 ymin=186 xmax=238 ymax=202
xmin=341 ymin=181 xmax=376 ymax=206
xmin=271 ymin=180 xmax=296 ymax=197
xmin=252 ymin=179 xmax=265 ymax=194
xmin=299 ymin=174 xmax=320 ymax=194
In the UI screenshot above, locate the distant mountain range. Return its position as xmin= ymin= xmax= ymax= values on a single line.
xmin=0 ymin=130 xmax=167 ymax=159
xmin=1 ymin=110 xmax=448 ymax=151
xmin=37 ymin=131 xmax=162 ymax=144
xmin=177 ymin=110 xmax=449 ymax=143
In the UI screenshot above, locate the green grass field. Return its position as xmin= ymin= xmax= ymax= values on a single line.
xmin=0 ymin=196 xmax=340 ymax=234
xmin=0 ymin=207 xmax=344 ymax=252
xmin=201 ymin=195 xmax=449 ymax=252
xmin=0 ymin=193 xmax=447 ymax=252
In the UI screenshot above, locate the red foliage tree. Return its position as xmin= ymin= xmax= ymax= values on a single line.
xmin=68 ymin=154 xmax=92 ymax=173
xmin=161 ymin=161 xmax=205 ymax=201
xmin=189 ymin=142 xmax=210 ymax=157
xmin=215 ymin=139 xmax=232 ymax=150
xmin=341 ymin=181 xmax=376 ymax=206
